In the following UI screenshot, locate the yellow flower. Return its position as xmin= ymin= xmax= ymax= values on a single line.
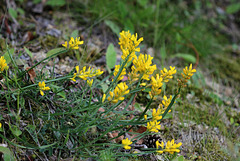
xmin=152 ymin=108 xmax=163 ymax=121
xmin=0 ymin=56 xmax=8 ymax=72
xmin=113 ymin=65 xmax=126 ymax=81
xmin=159 ymin=95 xmax=172 ymax=110
xmin=87 ymin=79 xmax=93 ymax=87
xmin=156 ymin=139 xmax=182 ymax=154
xmin=160 ymin=66 xmax=176 ymax=82
xmin=119 ymin=31 xmax=143 ymax=52
xmin=156 ymin=140 xmax=164 ymax=154
xmin=128 ymin=66 xmax=140 ymax=84
xmin=0 ymin=122 xmax=2 ymax=128
xmin=107 ymin=82 xmax=129 ymax=103
xmin=157 ymin=95 xmax=173 ymax=114
xmin=178 ymin=64 xmax=196 ymax=87
xmin=132 ymin=54 xmax=156 ymax=81
xmin=70 ymin=66 xmax=103 ymax=81
xmin=182 ymin=64 xmax=196 ymax=80
xmin=147 ymin=120 xmax=161 ymax=133
xmin=70 ymin=73 xmax=77 ymax=82
xmin=62 ymin=37 xmax=84 ymax=50
xmin=144 ymin=115 xmax=147 ymax=121
xmin=62 ymin=41 xmax=68 ymax=48
xmin=119 ymin=30 xmax=132 ymax=51
xmin=122 ymin=138 xmax=132 ymax=150
xmin=165 ymin=139 xmax=182 ymax=154
xmin=149 ymin=74 xmax=163 ymax=98
xmin=38 ymin=81 xmax=50 ymax=96
xmin=102 ymin=94 xmax=106 ymax=103
xmin=118 ymin=31 xmax=143 ymax=62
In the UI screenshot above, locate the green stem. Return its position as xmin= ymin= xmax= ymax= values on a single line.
xmin=88 ymin=88 xmax=93 ymax=108
xmin=137 ymin=98 xmax=153 ymax=121
xmin=159 ymin=87 xmax=181 ymax=121
xmin=105 ymin=51 xmax=132 ymax=94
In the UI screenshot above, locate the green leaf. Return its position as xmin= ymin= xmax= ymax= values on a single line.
xmin=101 ymin=83 xmax=108 ymax=93
xmin=134 ymin=103 xmax=143 ymax=112
xmin=143 ymin=87 xmax=151 ymax=92
xmin=178 ymin=155 xmax=184 ymax=161
xmin=3 ymin=48 xmax=14 ymax=64
xmin=137 ymin=0 xmax=148 ymax=7
xmin=104 ymin=20 xmax=120 ymax=36
xmin=63 ymin=130 xmax=70 ymax=146
xmin=163 ymin=113 xmax=172 ymax=119
xmin=0 ymin=146 xmax=15 ymax=161
xmin=17 ymin=8 xmax=25 ymax=15
xmin=46 ymin=0 xmax=66 ymax=6
xmin=124 ymin=19 xmax=135 ymax=33
xmin=230 ymin=117 xmax=234 ymax=124
xmin=9 ymin=8 xmax=17 ymax=19
xmin=57 ymin=91 xmax=66 ymax=99
xmin=226 ymin=3 xmax=240 ymax=14
xmin=24 ymin=47 xmax=33 ymax=58
xmin=33 ymin=0 xmax=41 ymax=4
xmin=46 ymin=48 xmax=65 ymax=57
xmin=160 ymin=44 xmax=166 ymax=59
xmin=106 ymin=43 xmax=117 ymax=69
xmin=25 ymin=125 xmax=38 ymax=144
xmin=70 ymin=30 xmax=79 ymax=39
xmin=176 ymin=33 xmax=182 ymax=42
xmin=10 ymin=125 xmax=22 ymax=136
xmin=174 ymin=53 xmax=196 ymax=63
xmin=173 ymin=155 xmax=185 ymax=161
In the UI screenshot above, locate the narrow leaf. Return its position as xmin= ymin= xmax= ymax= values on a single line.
xmin=3 ymin=48 xmax=14 ymax=64
xmin=46 ymin=48 xmax=65 ymax=57
xmin=105 ymin=20 xmax=120 ymax=36
xmin=70 ymin=30 xmax=79 ymax=39
xmin=24 ymin=47 xmax=33 ymax=58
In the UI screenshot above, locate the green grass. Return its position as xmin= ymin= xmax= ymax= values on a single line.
xmin=69 ymin=0 xmax=226 ymax=62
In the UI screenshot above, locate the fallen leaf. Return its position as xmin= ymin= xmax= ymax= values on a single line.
xmin=112 ymin=132 xmax=124 ymax=143
xmin=136 ymin=126 xmax=147 ymax=134
xmin=130 ymin=126 xmax=147 ymax=144
xmin=26 ymin=67 xmax=36 ymax=83
xmin=107 ymin=132 xmax=124 ymax=143
xmin=98 ymin=107 xmax=105 ymax=112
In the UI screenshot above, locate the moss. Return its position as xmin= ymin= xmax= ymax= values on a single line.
xmin=212 ymin=54 xmax=240 ymax=83
xmin=39 ymin=35 xmax=59 ymax=49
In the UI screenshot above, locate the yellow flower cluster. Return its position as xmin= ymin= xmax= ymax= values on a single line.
xmin=87 ymin=79 xmax=93 ymax=87
xmin=108 ymin=82 xmax=129 ymax=103
xmin=62 ymin=37 xmax=84 ymax=50
xmin=148 ymin=95 xmax=173 ymax=127
xmin=0 ymin=56 xmax=8 ymax=72
xmin=178 ymin=64 xmax=196 ymax=87
xmin=149 ymin=67 xmax=176 ymax=98
xmin=38 ymin=81 xmax=50 ymax=96
xmin=113 ymin=65 xmax=126 ymax=81
xmin=132 ymin=54 xmax=157 ymax=81
xmin=152 ymin=108 xmax=163 ymax=121
xmin=156 ymin=139 xmax=182 ymax=154
xmin=160 ymin=66 xmax=176 ymax=82
xmin=118 ymin=30 xmax=143 ymax=62
xmin=147 ymin=120 xmax=161 ymax=133
xmin=122 ymin=138 xmax=132 ymax=150
xmin=159 ymin=95 xmax=173 ymax=113
xmin=149 ymin=74 xmax=163 ymax=98
xmin=70 ymin=66 xmax=103 ymax=82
